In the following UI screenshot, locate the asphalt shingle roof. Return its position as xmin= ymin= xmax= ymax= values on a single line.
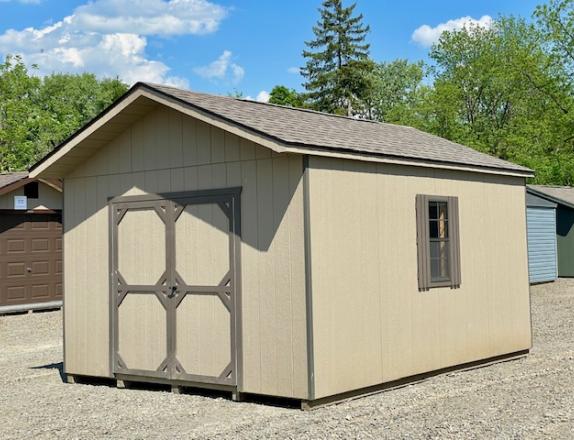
xmin=145 ymin=82 xmax=532 ymax=175
xmin=528 ymin=185 xmax=574 ymax=208
xmin=0 ymin=171 xmax=28 ymax=190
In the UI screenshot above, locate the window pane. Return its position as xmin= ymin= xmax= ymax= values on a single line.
xmin=438 ymin=201 xmax=448 ymax=220
xmin=429 ymin=202 xmax=438 ymax=220
xmin=430 ymin=241 xmax=450 ymax=282
xmin=429 ymin=220 xmax=439 ymax=238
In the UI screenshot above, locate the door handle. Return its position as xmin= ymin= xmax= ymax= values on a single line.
xmin=168 ymin=286 xmax=177 ymax=298
xmin=26 ymin=267 xmax=32 ymax=273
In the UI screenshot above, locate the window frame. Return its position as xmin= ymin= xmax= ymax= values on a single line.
xmin=415 ymin=194 xmax=461 ymax=291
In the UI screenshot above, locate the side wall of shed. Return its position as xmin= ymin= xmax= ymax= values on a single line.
xmin=306 ymin=156 xmax=531 ymax=400
xmin=556 ymin=205 xmax=574 ymax=277
xmin=526 ymin=206 xmax=557 ymax=283
xmin=63 ymin=106 xmax=308 ymax=399
xmin=0 ymin=182 xmax=62 ymax=210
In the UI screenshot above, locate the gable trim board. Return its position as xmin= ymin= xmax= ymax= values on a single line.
xmin=29 ymin=83 xmax=532 ymax=405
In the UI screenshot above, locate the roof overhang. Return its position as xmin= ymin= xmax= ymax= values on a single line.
xmin=0 ymin=175 xmax=62 ymax=196
xmin=30 ymin=83 xmax=534 ymax=179
xmin=527 ymin=186 xmax=574 ymax=210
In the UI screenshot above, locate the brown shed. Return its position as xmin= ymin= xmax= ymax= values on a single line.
xmin=0 ymin=172 xmax=63 ymax=313
xmin=29 ymin=83 xmax=533 ymax=407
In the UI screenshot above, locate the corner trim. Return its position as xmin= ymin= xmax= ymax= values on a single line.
xmin=302 ymin=155 xmax=315 ymax=400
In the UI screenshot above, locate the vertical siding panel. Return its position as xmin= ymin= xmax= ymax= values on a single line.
xmin=239 ymin=138 xmax=255 ymax=161
xmin=238 ymin=159 xmax=261 ymax=393
xmin=168 ymin=109 xmax=183 ymax=168
xmin=256 ymin=158 xmax=276 ymax=393
xmin=196 ymin=121 xmax=212 ymax=165
xmin=211 ymin=127 xmax=225 ymax=163
xmin=224 ymin=133 xmax=241 ymax=163
xmin=182 ymin=117 xmax=198 ymax=167
xmin=271 ymin=157 xmax=293 ymax=395
xmin=288 ymin=155 xmax=307 ymax=397
xmin=131 ymin=117 xmax=146 ymax=172
xmin=170 ymin=168 xmax=185 ymax=192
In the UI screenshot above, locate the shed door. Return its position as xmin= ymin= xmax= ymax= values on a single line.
xmin=111 ymin=189 xmax=241 ymax=387
xmin=0 ymin=213 xmax=62 ymax=309
xmin=527 ymin=206 xmax=557 ymax=283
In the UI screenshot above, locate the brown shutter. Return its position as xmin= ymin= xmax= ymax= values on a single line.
xmin=415 ymin=194 xmax=430 ymax=290
xmin=448 ymin=196 xmax=462 ymax=288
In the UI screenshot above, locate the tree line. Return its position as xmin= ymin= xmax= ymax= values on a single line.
xmin=270 ymin=0 xmax=574 ymax=185
xmin=0 ymin=56 xmax=127 ymax=172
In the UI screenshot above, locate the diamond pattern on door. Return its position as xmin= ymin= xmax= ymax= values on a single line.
xmin=111 ymin=189 xmax=241 ymax=387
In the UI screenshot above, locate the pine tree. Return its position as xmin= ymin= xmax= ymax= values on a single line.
xmin=302 ymin=0 xmax=371 ymax=116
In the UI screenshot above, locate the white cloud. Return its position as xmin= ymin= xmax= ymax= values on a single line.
xmin=256 ymin=90 xmax=270 ymax=103
xmin=72 ymin=0 xmax=227 ymax=36
xmin=0 ymin=0 xmax=229 ymax=86
xmin=193 ymin=50 xmax=245 ymax=84
xmin=412 ymin=15 xmax=493 ymax=47
xmin=287 ymin=66 xmax=300 ymax=74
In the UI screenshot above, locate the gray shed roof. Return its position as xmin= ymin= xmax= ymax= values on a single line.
xmin=0 ymin=171 xmax=28 ymax=190
xmin=526 ymin=190 xmax=557 ymax=208
xmin=527 ymin=185 xmax=574 ymax=209
xmin=143 ymin=83 xmax=532 ymax=175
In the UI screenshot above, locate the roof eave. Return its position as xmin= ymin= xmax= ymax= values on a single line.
xmin=527 ymin=186 xmax=574 ymax=210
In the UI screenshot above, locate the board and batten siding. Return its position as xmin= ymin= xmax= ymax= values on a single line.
xmin=0 ymin=182 xmax=62 ymax=210
xmin=63 ymin=106 xmax=308 ymax=399
xmin=306 ymin=156 xmax=531 ymax=400
xmin=526 ymin=207 xmax=557 ymax=283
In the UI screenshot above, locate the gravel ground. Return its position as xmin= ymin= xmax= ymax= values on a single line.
xmin=1 ymin=280 xmax=573 ymax=439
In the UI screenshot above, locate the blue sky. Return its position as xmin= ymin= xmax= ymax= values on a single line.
xmin=0 ymin=0 xmax=542 ymax=101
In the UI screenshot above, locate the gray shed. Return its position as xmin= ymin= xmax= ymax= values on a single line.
xmin=526 ymin=190 xmax=557 ymax=284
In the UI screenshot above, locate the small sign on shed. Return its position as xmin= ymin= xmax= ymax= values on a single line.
xmin=14 ymin=195 xmax=27 ymax=210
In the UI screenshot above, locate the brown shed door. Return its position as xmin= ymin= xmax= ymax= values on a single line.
xmin=0 ymin=213 xmax=62 ymax=308
xmin=111 ymin=189 xmax=241 ymax=387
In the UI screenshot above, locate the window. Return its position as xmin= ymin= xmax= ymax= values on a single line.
xmin=24 ymin=181 xmax=39 ymax=199
xmin=416 ymin=195 xmax=461 ymax=290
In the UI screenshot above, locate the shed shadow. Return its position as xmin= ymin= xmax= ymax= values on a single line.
xmin=30 ymin=362 xmax=65 ymax=381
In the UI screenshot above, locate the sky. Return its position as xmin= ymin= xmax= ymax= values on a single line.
xmin=0 ymin=0 xmax=542 ymax=102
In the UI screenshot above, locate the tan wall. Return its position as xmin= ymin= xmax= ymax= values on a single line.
xmin=64 ymin=106 xmax=308 ymax=399
xmin=0 ymin=182 xmax=62 ymax=210
xmin=307 ymin=156 xmax=531 ymax=400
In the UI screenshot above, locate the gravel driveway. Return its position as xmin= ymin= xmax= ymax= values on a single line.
xmin=1 ymin=280 xmax=573 ymax=439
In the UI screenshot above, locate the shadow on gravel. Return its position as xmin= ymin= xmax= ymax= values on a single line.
xmin=30 ymin=362 xmax=65 ymax=381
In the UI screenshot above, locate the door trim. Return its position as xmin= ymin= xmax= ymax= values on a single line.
xmin=108 ymin=187 xmax=242 ymax=389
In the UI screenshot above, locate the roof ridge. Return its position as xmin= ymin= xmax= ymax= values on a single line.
xmin=141 ymin=82 xmax=380 ymax=125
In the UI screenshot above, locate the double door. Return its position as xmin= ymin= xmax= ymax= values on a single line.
xmin=110 ymin=188 xmax=241 ymax=387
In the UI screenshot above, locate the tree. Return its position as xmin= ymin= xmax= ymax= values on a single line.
xmin=302 ymin=0 xmax=371 ymax=116
xmin=418 ymin=17 xmax=574 ymax=184
xmin=268 ymin=85 xmax=305 ymax=107
xmin=362 ymin=60 xmax=426 ymax=123
xmin=0 ymin=55 xmax=128 ymax=172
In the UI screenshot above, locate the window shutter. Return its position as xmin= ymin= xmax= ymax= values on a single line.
xmin=416 ymin=194 xmax=430 ymax=290
xmin=448 ymin=196 xmax=462 ymax=288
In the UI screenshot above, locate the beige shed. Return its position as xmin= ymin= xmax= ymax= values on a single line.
xmin=29 ymin=83 xmax=533 ymax=407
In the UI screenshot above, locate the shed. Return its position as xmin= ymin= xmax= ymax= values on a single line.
xmin=0 ymin=172 xmax=63 ymax=313
xmin=525 ymin=190 xmax=558 ymax=284
xmin=29 ymin=83 xmax=533 ymax=407
xmin=527 ymin=185 xmax=574 ymax=277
